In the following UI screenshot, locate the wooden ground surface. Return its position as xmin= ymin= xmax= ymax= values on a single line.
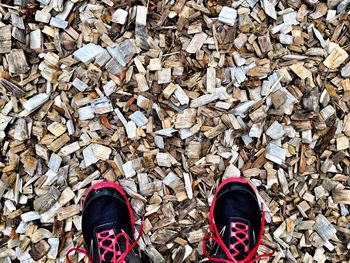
xmin=0 ymin=0 xmax=350 ymax=262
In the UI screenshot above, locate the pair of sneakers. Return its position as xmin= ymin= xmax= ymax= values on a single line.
xmin=66 ymin=178 xmax=273 ymax=263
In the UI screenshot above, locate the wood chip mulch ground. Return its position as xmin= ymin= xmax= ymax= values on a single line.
xmin=0 ymin=0 xmax=350 ymax=262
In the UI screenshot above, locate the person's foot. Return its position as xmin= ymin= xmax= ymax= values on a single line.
xmin=203 ymin=177 xmax=271 ymax=262
xmin=81 ymin=181 xmax=142 ymax=263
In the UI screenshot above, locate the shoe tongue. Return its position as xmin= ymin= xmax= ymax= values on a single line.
xmin=224 ymin=217 xmax=252 ymax=260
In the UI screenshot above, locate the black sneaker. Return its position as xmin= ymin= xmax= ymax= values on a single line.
xmin=202 ymin=177 xmax=273 ymax=262
xmin=66 ymin=181 xmax=143 ymax=263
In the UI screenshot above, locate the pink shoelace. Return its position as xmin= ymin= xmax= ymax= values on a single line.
xmin=66 ymin=222 xmax=143 ymax=263
xmin=202 ymin=210 xmax=274 ymax=263
xmin=229 ymin=221 xmax=249 ymax=257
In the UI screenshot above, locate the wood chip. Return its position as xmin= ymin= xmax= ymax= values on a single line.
xmin=218 ymin=6 xmax=237 ymax=26
xmin=7 ymin=49 xmax=29 ymax=74
xmin=29 ymin=240 xmax=50 ymax=260
xmin=313 ymin=214 xmax=337 ymax=241
xmin=136 ymin=6 xmax=148 ymax=26
xmin=332 ymin=189 xmax=350 ymax=204
xmin=206 ymin=67 xmax=216 ymax=93
xmin=0 ymin=25 xmax=12 ymax=54
xmin=323 ymin=47 xmax=349 ymax=69
xmin=265 ymin=143 xmax=286 ymax=164
xmin=73 ymin=43 xmax=105 ymax=64
xmin=83 ymin=144 xmax=111 ymax=167
xmin=186 ymin=32 xmax=207 ymax=54
xmin=112 ymin=9 xmax=128 ymax=25
xmin=290 ymin=63 xmax=312 ymax=80
xmin=156 ymin=153 xmax=172 ymax=167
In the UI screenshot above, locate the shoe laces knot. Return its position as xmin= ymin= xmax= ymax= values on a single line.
xmin=96 ymin=229 xmax=129 ymax=263
xmin=202 ymin=210 xmax=274 ymax=263
xmin=66 ymin=219 xmax=144 ymax=263
xmin=229 ymin=222 xmax=249 ymax=258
